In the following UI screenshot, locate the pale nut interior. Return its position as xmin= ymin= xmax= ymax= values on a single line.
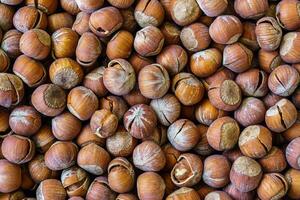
xmin=233 ymin=156 xmax=261 ymax=177
xmin=220 ymin=80 xmax=241 ymax=106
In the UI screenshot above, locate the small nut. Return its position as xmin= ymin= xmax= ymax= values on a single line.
xmin=76 ymin=124 xmax=106 ymax=148
xmin=285 ymin=169 xmax=300 ymax=199
xmin=1 ymin=29 xmax=22 ymax=58
xmin=137 ymin=172 xmax=165 ymax=200
xmin=258 ymin=147 xmax=287 ymax=173
xmin=86 ymin=176 xmax=116 ymax=200
xmin=83 ymin=67 xmax=107 ymax=97
xmin=193 ymin=125 xmax=215 ymax=156
xmin=280 ymin=32 xmax=300 ymax=63
xmin=90 ymin=109 xmax=118 ymax=138
xmin=99 ymin=95 xmax=128 ymax=121
xmin=160 ymin=22 xmax=180 ymax=45
xmin=170 ymin=0 xmax=201 ymax=26
xmin=36 ymin=179 xmax=66 ymax=200
xmin=234 ymin=0 xmax=269 ymax=19
xmin=75 ymin=0 xmax=104 ymax=13
xmin=48 ymin=12 xmax=74 ymax=33
xmin=197 ymin=0 xmax=228 ymax=17
xmin=32 ymin=125 xmax=55 ymax=153
xmin=275 ymin=0 xmax=300 ymax=30
xmin=239 ymin=22 xmax=259 ymax=51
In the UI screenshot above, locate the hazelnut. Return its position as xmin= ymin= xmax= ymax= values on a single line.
xmin=292 ymin=88 xmax=300 ymax=109
xmin=32 ymin=125 xmax=56 ymax=153
xmin=107 ymin=0 xmax=134 ymax=8
xmin=0 ymin=3 xmax=14 ymax=31
xmin=49 ymin=58 xmax=84 ymax=89
xmin=133 ymin=140 xmax=166 ymax=171
xmin=202 ymin=155 xmax=231 ymax=188
xmin=142 ymin=125 xmax=167 ymax=145
xmin=198 ymin=16 xmax=214 ymax=26
xmin=103 ymin=59 xmax=136 ymax=95
xmin=128 ymin=52 xmax=153 ymax=73
xmin=76 ymin=32 xmax=102 ymax=67
xmin=99 ymin=95 xmax=128 ymax=121
xmin=116 ymin=194 xmax=138 ymax=200
xmin=223 ymin=148 xmax=243 ymax=162
xmin=193 ymin=125 xmax=215 ymax=156
xmin=162 ymin=144 xmax=180 ymax=171
xmin=162 ymin=173 xmax=177 ymax=195
xmin=25 ymin=0 xmax=58 ymax=14
xmin=134 ymin=25 xmax=164 ymax=56
xmin=280 ymin=32 xmax=300 ymax=63
xmin=120 ymin=9 xmax=137 ymax=32
xmin=45 ymin=141 xmax=78 ymax=171
xmin=265 ymin=99 xmax=297 ymax=133
xmin=83 ymin=67 xmax=108 ymax=97
xmin=138 ymin=64 xmax=170 ymax=99
xmin=77 ymin=143 xmax=111 ymax=175
xmin=36 ymin=179 xmax=66 ymax=200
xmin=172 ymin=72 xmax=204 ymax=106
xmin=268 ymin=65 xmax=300 ymax=96
xmin=134 ymin=0 xmax=165 ymax=27
xmin=262 ymin=92 xmax=283 ymax=108
xmin=224 ymin=183 xmax=254 ymax=200
xmin=257 ymin=173 xmax=288 ymax=200
xmin=67 ymin=86 xmax=98 ymax=121
xmin=156 ymin=45 xmax=188 ymax=76
xmin=239 ymin=22 xmax=259 ymax=51
xmin=123 ymin=86 xmax=151 ymax=106
xmin=258 ymin=147 xmax=287 ymax=173
xmin=75 ymin=0 xmax=104 ymax=13
xmin=160 ymin=22 xmax=180 ymax=45
xmin=60 ymin=0 xmax=80 ymax=15
xmin=282 ymin=113 xmax=300 ymax=141
xmin=166 ymin=187 xmax=200 ymax=200
xmin=238 ymin=125 xmax=272 ymax=159
xmin=19 ymin=29 xmax=51 ymax=60
xmin=61 ymin=166 xmax=90 ymax=197
xmin=52 ymin=112 xmax=82 ymax=140
xmin=208 ymin=79 xmax=242 ymax=111
xmin=223 ymin=42 xmax=253 ymax=73
xmin=234 ymin=0 xmax=268 ymax=19
xmin=170 ymin=0 xmax=201 ymax=26
xmin=90 ymin=109 xmax=118 ymax=138
xmin=106 ymin=30 xmax=133 ymax=60
xmin=255 ymin=17 xmax=282 ymax=51
xmin=48 ymin=12 xmax=74 ymax=33
xmin=286 ymin=137 xmax=300 ymax=169
xmin=9 ymin=105 xmax=41 ymax=136
xmin=89 ymin=6 xmax=123 ymax=37
xmin=203 ymin=68 xmax=236 ymax=89
xmin=204 ymin=191 xmax=232 ymax=200
xmin=76 ymin=124 xmax=105 ymax=147
xmin=150 ymin=94 xmax=181 ymax=126
xmin=180 ymin=23 xmax=211 ymax=52
xmin=190 ymin=48 xmax=222 ymax=78
xmin=51 ymin=28 xmax=79 ymax=59
xmin=0 ymin=109 xmax=10 ymax=136
xmin=3 ymin=190 xmax=25 ymax=200
xmin=108 ymin=157 xmax=135 ymax=193
xmin=207 ymin=116 xmax=240 ymax=151
xmin=275 ymin=0 xmax=300 ymax=30
xmin=209 ymin=15 xmax=243 ymax=45
xmin=285 ymin=169 xmax=300 ymax=199
xmin=0 ymin=49 xmax=10 ymax=72
xmin=31 ymin=84 xmax=66 ymax=117
xmin=1 ymin=29 xmax=22 ymax=58
xmin=13 ymin=55 xmax=46 ymax=87
xmin=197 ymin=185 xmax=216 ymax=200
xmin=137 ymin=172 xmax=165 ymax=200
xmin=72 ymin=12 xmax=90 ymax=35
xmin=86 ymin=176 xmax=116 ymax=200
xmin=197 ymin=0 xmax=228 ymax=17
xmin=2 ymin=134 xmax=35 ymax=164
xmin=0 ymin=159 xmax=21 ymax=193
xmin=230 ymin=156 xmax=263 ymax=192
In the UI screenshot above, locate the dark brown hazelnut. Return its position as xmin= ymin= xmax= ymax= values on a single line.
xmin=160 ymin=22 xmax=180 ymax=45
xmin=162 ymin=143 xmax=180 ymax=172
xmin=90 ymin=109 xmax=118 ymax=138
xmin=239 ymin=22 xmax=259 ymax=51
xmin=0 ymin=49 xmax=9 ymax=73
xmin=120 ymin=9 xmax=137 ymax=32
xmin=142 ymin=125 xmax=167 ymax=146
xmin=1 ymin=29 xmax=22 ymax=58
xmin=258 ymin=147 xmax=287 ymax=173
xmin=0 ymin=109 xmax=10 ymax=136
xmin=193 ymin=125 xmax=214 ymax=156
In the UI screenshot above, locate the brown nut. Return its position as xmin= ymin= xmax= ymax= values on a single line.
xmin=202 ymin=155 xmax=231 ymax=188
xmin=275 ymin=0 xmax=300 ymax=30
xmin=172 ymin=72 xmax=204 ymax=106
xmin=120 ymin=8 xmax=137 ymax=32
xmin=150 ymin=94 xmax=181 ymax=126
xmin=9 ymin=105 xmax=41 ymax=136
xmin=75 ymin=0 xmax=104 ymax=13
xmin=197 ymin=0 xmax=228 ymax=17
xmin=197 ymin=185 xmax=216 ymax=200
xmin=292 ymin=87 xmax=300 ymax=109
xmin=223 ymin=42 xmax=253 ymax=73
xmin=116 ymin=193 xmax=138 ymax=200
xmin=234 ymin=0 xmax=268 ymax=19
xmin=190 ymin=48 xmax=222 ymax=78
xmin=286 ymin=137 xmax=300 ymax=170
xmin=162 ymin=173 xmax=177 ymax=195
xmin=224 ymin=183 xmax=254 ymax=200
xmin=48 ymin=12 xmax=74 ymax=33
xmin=36 ymin=179 xmax=66 ymax=200
xmin=259 ymin=50 xmax=282 ymax=74
xmin=61 ymin=166 xmax=90 ymax=197
xmin=90 ymin=109 xmax=118 ymax=138
xmin=86 ymin=176 xmax=116 ymax=200
xmin=209 ymin=15 xmax=243 ymax=45
xmin=60 ymin=0 xmax=80 ymax=15
xmin=180 ymin=23 xmax=211 ymax=52
xmin=171 ymin=153 xmax=203 ymax=187
xmin=239 ymin=22 xmax=259 ymax=51
xmin=234 ymin=97 xmax=266 ymax=127
xmin=25 ymin=0 xmax=58 ymax=14
xmin=0 ymin=3 xmax=14 ymax=31
xmin=138 ymin=64 xmax=170 ymax=99
xmin=170 ymin=0 xmax=201 ymax=26
xmin=207 ymin=116 xmax=240 ymax=151
xmin=285 ymin=169 xmax=300 ymax=199
xmin=77 ymin=143 xmax=111 ymax=175
xmin=238 ymin=125 xmax=272 ymax=159
xmin=106 ymin=30 xmax=133 ymax=60
xmin=263 ymin=92 xmax=283 ymax=109
xmin=258 ymin=147 xmax=287 ymax=173
xmin=167 ymin=119 xmax=199 ymax=151
xmin=133 ymin=140 xmax=166 ymax=171
xmin=67 ymin=86 xmax=98 ymax=121
xmin=257 ymin=173 xmax=288 ymax=200
xmin=280 ymin=32 xmax=300 ymax=63
xmin=76 ymin=32 xmax=102 ymax=67
xmin=108 ymin=157 xmax=135 ymax=193
xmin=265 ymin=98 xmax=297 ymax=133
xmin=0 ymin=159 xmax=21 ymax=193
xmin=89 ymin=6 xmax=123 ymax=37
xmin=103 ymin=59 xmax=136 ymax=95
xmin=268 ymin=64 xmax=300 ymax=96
xmin=45 ymin=141 xmax=78 ymax=171
xmin=193 ymin=125 xmax=214 ymax=156
xmin=282 ymin=113 xmax=300 ymax=141
xmin=160 ymin=22 xmax=180 ymax=45
xmin=72 ymin=12 xmax=90 ymax=35
xmin=2 ymin=190 xmax=25 ymax=200
xmin=129 ymin=53 xmax=153 ymax=74
xmin=134 ymin=25 xmax=164 ymax=56
xmin=137 ymin=172 xmax=165 ymax=200
xmin=13 ymin=6 xmax=47 ymax=33
xmin=0 ymin=49 xmax=10 ymax=73
xmin=166 ymin=187 xmax=200 ymax=200
xmin=83 ymin=67 xmax=107 ymax=97
xmin=223 ymin=148 xmax=243 ymax=163
xmin=204 ymin=68 xmax=236 ymax=89
xmin=208 ymin=79 xmax=242 ymax=111
xmin=230 ymin=156 xmax=263 ymax=192
xmin=32 ymin=125 xmax=55 ymax=153
xmin=162 ymin=143 xmax=180 ymax=172
xmin=31 ymin=84 xmax=66 ymax=117
xmin=143 ymin=125 xmax=167 ymax=145
xmin=2 ymin=135 xmax=35 ymax=164
xmin=134 ymin=0 xmax=165 ymax=27
xmin=107 ymin=0 xmax=134 ymax=8
xmin=13 ymin=55 xmax=46 ymax=87
xmin=0 ymin=109 xmax=10 ymax=136
xmin=106 ymin=126 xmax=137 ymax=157
xmin=49 ymin=58 xmax=84 ymax=89
xmin=123 ymin=86 xmax=151 ymax=106
xmin=205 ymin=191 xmax=232 ymax=200
xmin=1 ymin=29 xmax=22 ymax=58
xmin=156 ymin=45 xmax=188 ymax=76
xmin=99 ymin=95 xmax=128 ymax=121
xmin=76 ymin=124 xmax=105 ymax=148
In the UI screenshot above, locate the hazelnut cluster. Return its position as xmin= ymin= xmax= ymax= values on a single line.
xmin=0 ymin=0 xmax=300 ymax=200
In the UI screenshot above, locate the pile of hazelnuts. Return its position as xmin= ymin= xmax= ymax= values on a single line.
xmin=1 ymin=0 xmax=300 ymax=199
